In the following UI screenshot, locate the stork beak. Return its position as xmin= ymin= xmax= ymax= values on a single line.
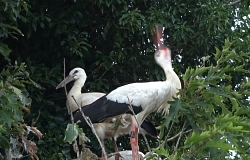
xmin=56 ymin=75 xmax=75 ymax=89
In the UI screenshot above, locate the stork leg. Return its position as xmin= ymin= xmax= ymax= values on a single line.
xmin=111 ymin=137 xmax=123 ymax=160
xmin=130 ymin=121 xmax=139 ymax=160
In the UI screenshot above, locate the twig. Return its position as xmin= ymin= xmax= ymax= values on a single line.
xmin=127 ymin=97 xmax=152 ymax=153
xmin=144 ymin=152 xmax=161 ymax=160
xmin=96 ymin=62 xmax=114 ymax=80
xmin=167 ymin=129 xmax=192 ymax=142
xmin=91 ymin=63 xmax=104 ymax=75
xmin=71 ymin=96 xmax=107 ymax=160
xmin=198 ymin=156 xmax=211 ymax=160
xmin=228 ymin=0 xmax=241 ymax=6
xmin=0 ymin=153 xmax=3 ymax=160
xmin=63 ymin=59 xmax=79 ymax=157
xmin=172 ymin=121 xmax=186 ymax=156
xmin=31 ymin=110 xmax=40 ymax=126
xmin=98 ymin=69 xmax=108 ymax=80
xmin=63 ymin=58 xmax=70 ymax=112
xmin=162 ymin=121 xmax=174 ymax=147
xmin=98 ymin=152 xmax=122 ymax=160
xmin=142 ymin=133 xmax=152 ymax=153
xmin=127 ymin=99 xmax=139 ymax=126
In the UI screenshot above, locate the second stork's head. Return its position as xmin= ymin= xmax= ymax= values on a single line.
xmin=56 ymin=67 xmax=87 ymax=89
xmin=154 ymin=48 xmax=172 ymax=69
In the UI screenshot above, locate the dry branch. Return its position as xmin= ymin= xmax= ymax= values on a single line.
xmin=167 ymin=129 xmax=192 ymax=142
xmin=162 ymin=121 xmax=174 ymax=147
xmin=228 ymin=0 xmax=241 ymax=6
xmin=62 ymin=58 xmax=80 ymax=158
xmin=172 ymin=121 xmax=187 ymax=156
xmin=71 ymin=96 xmax=107 ymax=160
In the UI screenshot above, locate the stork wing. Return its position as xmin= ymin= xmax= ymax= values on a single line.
xmin=73 ymin=81 xmax=170 ymax=127
xmin=140 ymin=118 xmax=158 ymax=138
xmin=72 ymin=95 xmax=143 ymax=127
xmin=106 ymin=81 xmax=170 ymax=110
xmin=80 ymin=92 xmax=106 ymax=106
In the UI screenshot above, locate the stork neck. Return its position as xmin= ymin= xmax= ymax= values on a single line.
xmin=69 ymin=83 xmax=81 ymax=95
xmin=163 ymin=65 xmax=179 ymax=83
xmin=69 ymin=78 xmax=86 ymax=96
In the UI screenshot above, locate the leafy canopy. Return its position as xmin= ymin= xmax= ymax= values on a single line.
xmin=0 ymin=0 xmax=249 ymax=159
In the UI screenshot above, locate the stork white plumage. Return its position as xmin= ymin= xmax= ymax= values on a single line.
xmin=72 ymin=26 xmax=181 ymax=160
xmin=56 ymin=68 xmax=158 ymax=160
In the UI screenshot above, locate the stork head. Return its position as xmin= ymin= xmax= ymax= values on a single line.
xmin=154 ymin=48 xmax=172 ymax=68
xmin=56 ymin=67 xmax=87 ymax=89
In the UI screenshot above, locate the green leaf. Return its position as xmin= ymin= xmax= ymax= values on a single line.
xmin=206 ymin=139 xmax=234 ymax=151
xmin=163 ymin=98 xmax=182 ymax=128
xmin=13 ymin=109 xmax=23 ymax=121
xmin=0 ymin=42 xmax=12 ymax=57
xmin=184 ymin=131 xmax=211 ymax=147
xmin=230 ymin=98 xmax=238 ymax=111
xmin=207 ymin=87 xmax=231 ymax=98
xmin=241 ymin=82 xmax=250 ymax=88
xmin=0 ymin=111 xmax=14 ymax=127
xmin=8 ymin=85 xmax=32 ymax=106
xmin=214 ymin=47 xmax=222 ymax=60
xmin=213 ymin=95 xmax=230 ymax=114
xmin=182 ymin=67 xmax=191 ymax=83
xmin=223 ymin=39 xmax=231 ymax=49
xmin=0 ymin=136 xmax=10 ymax=149
xmin=186 ymin=114 xmax=199 ymax=131
xmin=226 ymin=122 xmax=243 ymax=132
xmin=193 ymin=66 xmax=210 ymax=76
xmin=64 ymin=124 xmax=80 ymax=144
xmin=236 ymin=141 xmax=250 ymax=153
xmin=152 ymin=145 xmax=169 ymax=157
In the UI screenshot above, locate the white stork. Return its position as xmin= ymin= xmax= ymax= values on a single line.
xmin=72 ymin=26 xmax=181 ymax=160
xmin=56 ymin=68 xmax=158 ymax=160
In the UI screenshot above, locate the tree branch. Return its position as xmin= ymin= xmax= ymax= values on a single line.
xmin=98 ymin=152 xmax=123 ymax=160
xmin=63 ymin=58 xmax=80 ymax=158
xmin=167 ymin=129 xmax=192 ymax=142
xmin=228 ymin=0 xmax=241 ymax=6
xmin=72 ymin=96 xmax=107 ymax=160
xmin=162 ymin=121 xmax=174 ymax=147
xmin=172 ymin=121 xmax=187 ymax=156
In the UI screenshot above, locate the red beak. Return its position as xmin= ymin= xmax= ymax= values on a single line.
xmin=152 ymin=25 xmax=166 ymax=50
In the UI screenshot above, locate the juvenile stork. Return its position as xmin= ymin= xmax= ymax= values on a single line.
xmin=72 ymin=26 xmax=181 ymax=160
xmin=56 ymin=68 xmax=158 ymax=160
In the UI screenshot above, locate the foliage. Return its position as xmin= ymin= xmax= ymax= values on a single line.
xmin=0 ymin=63 xmax=42 ymax=159
xmin=0 ymin=0 xmax=249 ymax=159
xmin=0 ymin=0 xmax=28 ymax=58
xmin=156 ymin=40 xmax=250 ymax=159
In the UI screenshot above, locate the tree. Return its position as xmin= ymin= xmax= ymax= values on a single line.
xmin=0 ymin=0 xmax=249 ymax=159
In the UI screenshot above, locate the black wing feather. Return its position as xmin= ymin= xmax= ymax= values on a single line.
xmin=141 ymin=118 xmax=158 ymax=138
xmin=73 ymin=95 xmax=142 ymax=127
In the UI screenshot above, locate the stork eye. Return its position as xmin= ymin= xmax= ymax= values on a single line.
xmin=73 ymin=70 xmax=78 ymax=74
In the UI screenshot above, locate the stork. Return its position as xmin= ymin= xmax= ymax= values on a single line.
xmin=72 ymin=26 xmax=181 ymax=160
xmin=56 ymin=68 xmax=158 ymax=160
